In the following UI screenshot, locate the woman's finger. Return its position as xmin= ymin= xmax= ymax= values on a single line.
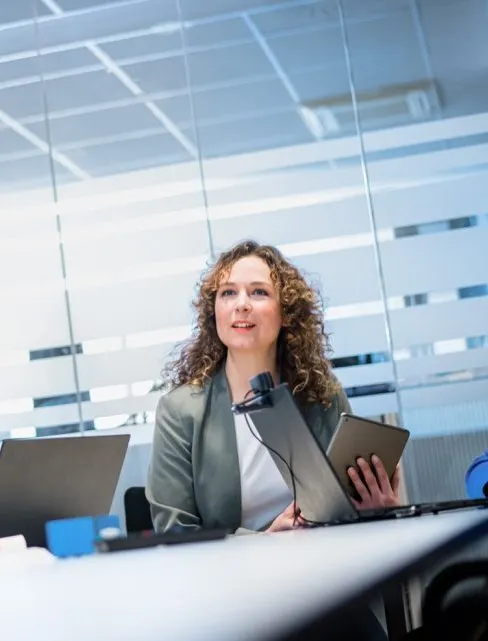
xmin=356 ymin=458 xmax=381 ymax=499
xmin=371 ymin=455 xmax=390 ymax=495
xmin=348 ymin=466 xmax=370 ymax=502
xmin=391 ymin=465 xmax=401 ymax=495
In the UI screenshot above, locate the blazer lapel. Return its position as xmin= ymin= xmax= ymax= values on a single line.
xmin=197 ymin=368 xmax=242 ymax=531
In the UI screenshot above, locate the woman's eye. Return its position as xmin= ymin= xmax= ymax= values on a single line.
xmin=220 ymin=289 xmax=235 ymax=297
xmin=252 ymin=288 xmax=268 ymax=296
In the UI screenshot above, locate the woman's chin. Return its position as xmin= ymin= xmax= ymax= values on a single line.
xmin=227 ymin=338 xmax=262 ymax=352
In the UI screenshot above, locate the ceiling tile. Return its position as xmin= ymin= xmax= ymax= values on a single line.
xmin=253 ymin=2 xmax=339 ymax=36
xmin=154 ymin=77 xmax=294 ymax=127
xmin=267 ymin=27 xmax=345 ymax=74
xmin=196 ymin=111 xmax=312 ymax=157
xmin=179 ymin=0 xmax=287 ymax=21
xmin=65 ymin=131 xmax=193 ymax=175
xmin=100 ymin=32 xmax=183 ymax=61
xmin=0 ymin=127 xmax=41 ymax=156
xmin=0 ymin=0 xmax=50 ymax=26
xmin=0 ymin=83 xmax=46 ymax=118
xmin=35 ymin=0 xmax=178 ymax=53
xmin=56 ymin=0 xmax=136 ymax=10
xmin=123 ymin=55 xmax=187 ymax=94
xmin=27 ymin=103 xmax=163 ymax=145
xmin=0 ymin=155 xmax=61 ymax=190
xmin=0 ymin=48 xmax=99 ymax=84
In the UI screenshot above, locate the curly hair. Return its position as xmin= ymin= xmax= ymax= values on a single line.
xmin=163 ymin=240 xmax=340 ymax=406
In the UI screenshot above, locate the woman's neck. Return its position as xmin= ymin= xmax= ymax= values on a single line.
xmin=225 ymin=350 xmax=279 ymax=403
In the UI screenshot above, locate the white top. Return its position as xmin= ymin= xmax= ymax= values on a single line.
xmin=234 ymin=413 xmax=292 ymax=530
xmin=2 ymin=511 xmax=488 ymax=641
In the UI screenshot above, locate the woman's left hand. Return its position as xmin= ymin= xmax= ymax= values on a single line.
xmin=348 ymin=455 xmax=401 ymax=510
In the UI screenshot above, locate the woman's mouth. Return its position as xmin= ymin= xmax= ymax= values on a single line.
xmin=232 ymin=321 xmax=256 ymax=332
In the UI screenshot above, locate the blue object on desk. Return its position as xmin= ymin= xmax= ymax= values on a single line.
xmin=45 ymin=515 xmax=120 ymax=558
xmin=465 ymin=451 xmax=488 ymax=499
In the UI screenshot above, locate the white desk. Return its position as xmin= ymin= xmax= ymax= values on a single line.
xmin=3 ymin=510 xmax=488 ymax=641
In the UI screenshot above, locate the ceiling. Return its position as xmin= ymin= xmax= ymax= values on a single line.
xmin=0 ymin=0 xmax=486 ymax=189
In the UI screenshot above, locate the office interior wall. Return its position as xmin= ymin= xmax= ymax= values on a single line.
xmin=0 ymin=0 xmax=487 ymax=502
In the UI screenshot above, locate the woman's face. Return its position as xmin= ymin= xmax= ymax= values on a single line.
xmin=214 ymin=255 xmax=282 ymax=356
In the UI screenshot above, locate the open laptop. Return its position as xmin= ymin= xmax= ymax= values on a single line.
xmin=0 ymin=434 xmax=129 ymax=546
xmin=234 ymin=383 xmax=488 ymax=525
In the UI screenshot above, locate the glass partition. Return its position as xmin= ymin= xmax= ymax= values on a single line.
xmin=1 ymin=0 xmax=487 ymax=509
xmin=0 ymin=3 xmax=78 ymax=439
xmin=340 ymin=0 xmax=488 ymax=501
xmin=178 ymin=0 xmax=397 ymax=420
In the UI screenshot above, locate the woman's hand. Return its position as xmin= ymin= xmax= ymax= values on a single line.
xmin=348 ymin=455 xmax=401 ymax=510
xmin=266 ymin=501 xmax=305 ymax=532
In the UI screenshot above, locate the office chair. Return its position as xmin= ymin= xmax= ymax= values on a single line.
xmin=124 ymin=486 xmax=153 ymax=534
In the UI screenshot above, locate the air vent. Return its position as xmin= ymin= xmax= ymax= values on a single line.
xmin=299 ymin=80 xmax=440 ymax=137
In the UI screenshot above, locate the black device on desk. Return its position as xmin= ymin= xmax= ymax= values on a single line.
xmin=96 ymin=528 xmax=228 ymax=553
xmin=0 ymin=434 xmax=129 ymax=547
xmin=232 ymin=373 xmax=488 ymax=525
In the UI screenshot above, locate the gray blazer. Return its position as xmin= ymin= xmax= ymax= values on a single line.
xmin=146 ymin=368 xmax=351 ymax=534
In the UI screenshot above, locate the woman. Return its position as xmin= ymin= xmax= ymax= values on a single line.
xmin=146 ymin=240 xmax=400 ymax=535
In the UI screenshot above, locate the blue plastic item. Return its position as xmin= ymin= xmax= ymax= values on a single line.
xmin=45 ymin=514 xmax=120 ymax=558
xmin=465 ymin=451 xmax=488 ymax=499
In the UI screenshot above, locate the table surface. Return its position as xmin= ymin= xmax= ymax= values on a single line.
xmin=3 ymin=510 xmax=488 ymax=641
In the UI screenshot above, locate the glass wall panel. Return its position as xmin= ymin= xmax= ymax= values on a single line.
xmin=341 ymin=0 xmax=488 ymax=501
xmin=35 ymin=0 xmax=212 ymax=432
xmin=178 ymin=0 xmax=396 ymax=419
xmin=0 ymin=0 xmax=78 ymax=439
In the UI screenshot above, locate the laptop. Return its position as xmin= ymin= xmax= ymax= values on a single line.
xmin=0 ymin=434 xmax=129 ymax=546
xmin=234 ymin=383 xmax=488 ymax=525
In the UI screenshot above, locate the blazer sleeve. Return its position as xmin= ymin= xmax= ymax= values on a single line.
xmin=146 ymin=391 xmax=202 ymax=533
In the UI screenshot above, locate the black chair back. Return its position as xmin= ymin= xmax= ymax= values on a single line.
xmin=124 ymin=486 xmax=153 ymax=534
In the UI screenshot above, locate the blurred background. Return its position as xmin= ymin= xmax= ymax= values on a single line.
xmin=0 ymin=0 xmax=487 ymax=505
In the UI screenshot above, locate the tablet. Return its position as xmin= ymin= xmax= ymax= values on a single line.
xmin=326 ymin=414 xmax=410 ymax=498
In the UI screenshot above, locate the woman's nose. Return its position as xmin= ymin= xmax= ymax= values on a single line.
xmin=235 ymin=293 xmax=251 ymax=311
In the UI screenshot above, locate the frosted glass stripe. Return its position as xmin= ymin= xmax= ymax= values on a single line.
xmin=0 ymin=393 xmax=160 ymax=432
xmin=381 ymin=228 xmax=488 ymax=296
xmin=63 ymin=223 xmax=211 ymax=275
xmin=3 ymin=338 xmax=484 ymax=403
xmin=401 ymin=378 xmax=488 ymax=409
xmin=0 ymin=357 xmax=75 ymax=402
xmin=291 ymin=247 xmax=382 ymax=306
xmin=0 ymin=242 xmax=63 ymax=289
xmin=0 ymin=292 xmax=71 ymax=351
xmin=76 ymin=345 xmax=173 ymax=390
xmin=69 ymin=270 xmax=200 ymax=341
xmin=397 ymin=348 xmax=488 ymax=380
xmin=0 ymin=391 xmax=401 ymax=431
xmin=335 ymin=362 xmax=394 ymax=388
xmin=210 ymin=199 xmax=371 ymax=250
xmin=371 ymin=171 xmax=488 ymax=228
xmin=328 ymin=315 xmax=389 ymax=358
xmin=390 ymin=298 xmax=488 ymax=348
xmin=350 ymin=393 xmax=398 ymax=418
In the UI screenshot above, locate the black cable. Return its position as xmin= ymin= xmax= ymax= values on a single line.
xmin=241 ymin=389 xmax=328 ymax=529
